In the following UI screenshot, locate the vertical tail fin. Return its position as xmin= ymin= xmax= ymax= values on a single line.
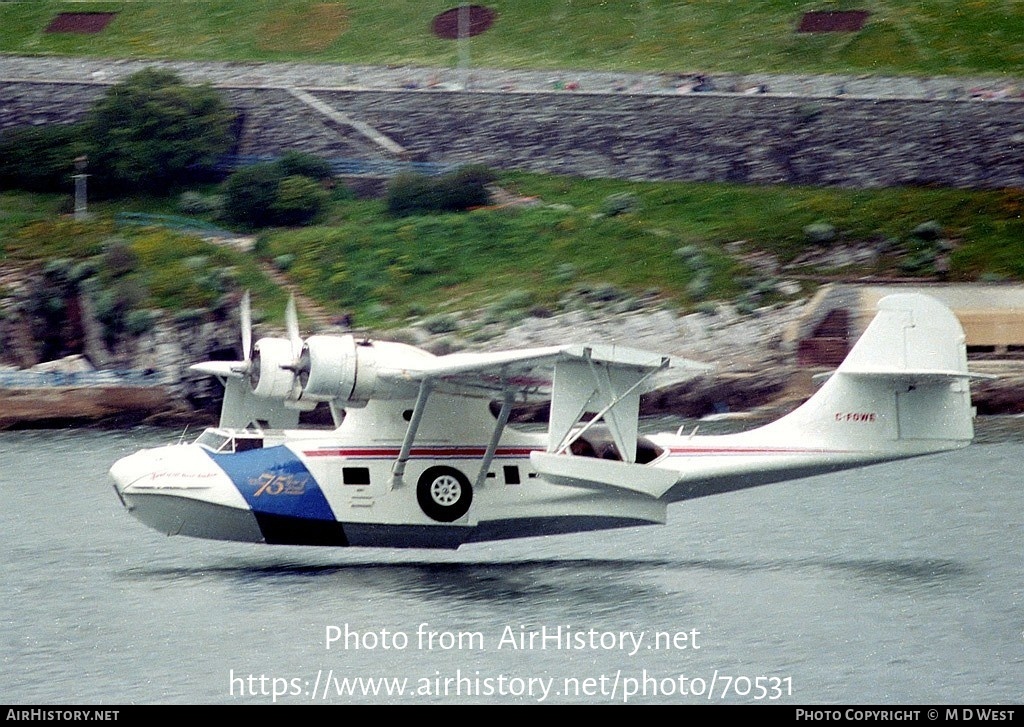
xmin=760 ymin=293 xmax=974 ymax=450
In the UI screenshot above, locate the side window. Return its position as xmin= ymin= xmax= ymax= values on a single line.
xmin=343 ymin=467 xmax=371 ymax=485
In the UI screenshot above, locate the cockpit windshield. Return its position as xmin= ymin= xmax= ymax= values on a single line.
xmin=195 ymin=429 xmax=264 ymax=453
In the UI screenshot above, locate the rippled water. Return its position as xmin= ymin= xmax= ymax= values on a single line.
xmin=2 ymin=421 xmax=1021 ymax=704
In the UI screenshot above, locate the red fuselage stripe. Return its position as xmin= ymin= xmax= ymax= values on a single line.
xmin=303 ymin=447 xmax=540 ymax=458
xmin=666 ymin=447 xmax=851 ymax=455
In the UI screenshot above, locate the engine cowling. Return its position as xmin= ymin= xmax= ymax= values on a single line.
xmin=247 ymin=330 xmax=429 ymax=405
xmin=298 ymin=335 xmax=359 ymax=402
xmin=296 ymin=335 xmax=424 ymax=404
xmin=248 ymin=337 xmax=297 ymax=399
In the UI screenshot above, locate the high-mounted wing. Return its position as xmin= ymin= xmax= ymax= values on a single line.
xmin=190 ymin=295 xmax=708 ymax=446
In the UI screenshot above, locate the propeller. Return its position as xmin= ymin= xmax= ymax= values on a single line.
xmin=227 ymin=291 xmax=305 ymax=400
xmin=227 ymin=290 xmax=254 ymax=379
xmin=281 ymin=295 xmax=307 ymax=400
xmin=240 ymin=290 xmax=252 ymax=364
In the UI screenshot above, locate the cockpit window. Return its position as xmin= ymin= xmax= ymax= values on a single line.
xmin=195 ymin=430 xmax=264 ymax=453
xmin=196 ymin=430 xmax=231 ymax=452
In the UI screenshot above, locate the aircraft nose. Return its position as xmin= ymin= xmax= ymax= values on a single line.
xmin=108 ymin=444 xmax=263 ymax=542
xmin=109 ymin=451 xmax=153 ymax=508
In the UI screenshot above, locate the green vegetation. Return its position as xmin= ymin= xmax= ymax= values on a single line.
xmin=221 ymin=156 xmax=332 ymax=228
xmin=247 ymin=173 xmax=1024 ymax=326
xmin=386 ymin=165 xmax=496 ymax=217
xmin=0 ymin=69 xmax=233 ymax=197
xmin=3 ymin=215 xmax=284 ymax=316
xmin=2 ymin=1 xmax=1023 ymax=77
xmin=0 ymin=125 xmax=86 ymax=193
xmin=85 ymin=68 xmax=234 ymax=194
xmin=5 ymin=175 xmax=1024 ymax=329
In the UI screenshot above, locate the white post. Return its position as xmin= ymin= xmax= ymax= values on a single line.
xmin=72 ymin=155 xmax=89 ymax=221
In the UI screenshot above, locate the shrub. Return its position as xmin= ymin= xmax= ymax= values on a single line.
xmin=686 ymin=273 xmax=712 ymax=300
xmin=273 ymin=253 xmax=296 ymax=272
xmin=600 ymin=192 xmax=641 ymax=216
xmin=386 ymin=165 xmax=496 ymax=216
xmin=102 ymin=239 xmax=139 ymax=279
xmin=423 ymin=313 xmax=459 ymax=334
xmin=277 ymin=151 xmax=334 ymax=181
xmin=435 ymin=165 xmax=496 ymax=211
xmin=85 ymin=68 xmax=234 ymax=195
xmin=222 ymin=163 xmax=284 ymax=227
xmin=495 ymin=289 xmax=534 ymax=312
xmin=0 ymin=124 xmax=86 ymax=193
xmin=387 ymin=172 xmax=440 ymax=216
xmin=803 ymin=222 xmax=837 ymax=245
xmin=271 ymin=175 xmax=329 ymax=226
xmin=911 ymin=220 xmax=943 ymax=241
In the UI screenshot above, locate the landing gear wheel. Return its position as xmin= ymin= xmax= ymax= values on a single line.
xmin=417 ymin=466 xmax=473 ymax=522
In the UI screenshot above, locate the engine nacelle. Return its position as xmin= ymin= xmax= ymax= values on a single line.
xmin=249 ymin=337 xmax=296 ymax=399
xmin=299 ymin=335 xmax=359 ymax=402
xmin=297 ymin=335 xmax=426 ymax=404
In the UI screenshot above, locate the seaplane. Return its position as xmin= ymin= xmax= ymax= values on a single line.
xmin=110 ymin=292 xmax=976 ymax=549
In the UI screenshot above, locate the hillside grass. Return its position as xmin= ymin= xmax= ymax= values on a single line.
xmin=256 ymin=173 xmax=1024 ymax=326
xmin=1 ymin=1 xmax=1023 ymax=77
xmin=4 ymin=175 xmax=1024 ymax=327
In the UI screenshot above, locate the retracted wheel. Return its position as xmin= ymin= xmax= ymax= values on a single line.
xmin=417 ymin=466 xmax=473 ymax=522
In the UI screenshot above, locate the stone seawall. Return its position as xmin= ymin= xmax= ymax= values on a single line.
xmin=3 ymin=59 xmax=1024 ymax=188
xmin=308 ymin=89 xmax=1024 ymax=187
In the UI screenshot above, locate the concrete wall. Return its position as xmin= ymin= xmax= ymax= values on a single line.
xmin=3 ymin=80 xmax=1024 ymax=188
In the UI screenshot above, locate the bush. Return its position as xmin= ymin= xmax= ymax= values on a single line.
xmin=600 ymin=192 xmax=641 ymax=216
xmin=277 ymin=151 xmax=334 ymax=181
xmin=386 ymin=165 xmax=496 ymax=216
xmin=803 ymin=222 xmax=837 ymax=245
xmin=102 ymin=238 xmax=139 ymax=279
xmin=271 ymin=175 xmax=329 ymax=226
xmin=387 ymin=172 xmax=440 ymax=216
xmin=222 ymin=163 xmax=284 ymax=227
xmin=85 ymin=68 xmax=234 ymax=195
xmin=435 ymin=165 xmax=496 ymax=211
xmin=0 ymin=124 xmax=86 ymax=193
xmin=273 ymin=253 xmax=296 ymax=272
xmin=222 ymin=164 xmax=329 ymax=227
xmin=423 ymin=313 xmax=459 ymax=334
xmin=911 ymin=220 xmax=944 ymax=241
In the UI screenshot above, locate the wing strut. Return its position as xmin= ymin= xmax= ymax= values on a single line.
xmin=391 ymin=378 xmax=434 ymax=487
xmin=553 ymin=355 xmax=669 ymax=463
xmin=475 ymin=390 xmax=515 ymax=490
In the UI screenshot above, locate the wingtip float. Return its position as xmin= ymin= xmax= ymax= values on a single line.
xmin=110 ymin=292 xmax=975 ymax=549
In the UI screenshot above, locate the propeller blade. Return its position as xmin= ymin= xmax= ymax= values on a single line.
xmin=286 ymin=295 xmax=302 ymax=361
xmin=240 ymin=291 xmax=252 ymax=364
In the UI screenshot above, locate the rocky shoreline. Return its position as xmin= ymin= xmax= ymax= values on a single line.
xmin=5 ymin=296 xmax=1021 ymax=430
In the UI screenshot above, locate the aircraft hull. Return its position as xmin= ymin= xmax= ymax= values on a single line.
xmin=109 ymin=437 xmax=668 ymax=549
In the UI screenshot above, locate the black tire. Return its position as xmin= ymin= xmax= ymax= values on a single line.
xmin=416 ymin=466 xmax=473 ymax=522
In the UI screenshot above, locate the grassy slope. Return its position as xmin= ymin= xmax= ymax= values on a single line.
xmin=3 ymin=2 xmax=1024 ymax=326
xmin=7 ymin=179 xmax=1023 ymax=326
xmin=259 ymin=176 xmax=1024 ymax=325
xmin=1 ymin=1 xmax=1023 ymax=76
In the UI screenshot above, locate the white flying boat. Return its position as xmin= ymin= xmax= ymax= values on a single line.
xmin=109 ymin=293 xmax=975 ymax=549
